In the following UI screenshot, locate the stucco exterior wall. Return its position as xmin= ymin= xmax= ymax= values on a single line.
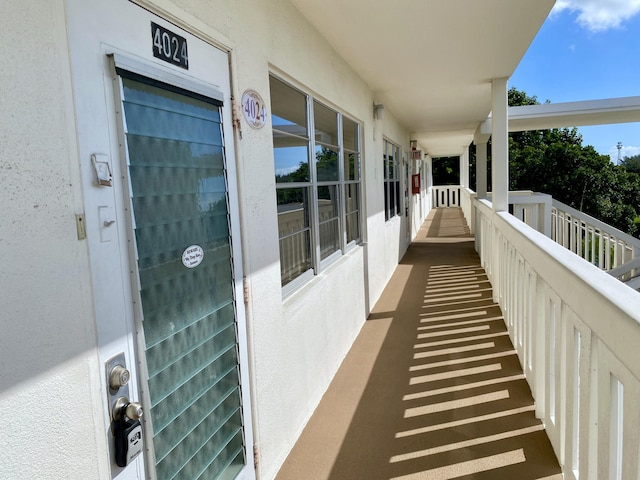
xmin=365 ymin=112 xmax=412 ymax=307
xmin=0 ymin=1 xmax=108 ymax=479
xmin=1 ymin=1 xmax=413 ymax=479
xmin=216 ymin=2 xmax=411 ymax=476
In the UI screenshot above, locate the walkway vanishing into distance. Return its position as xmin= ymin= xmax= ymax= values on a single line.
xmin=276 ymin=208 xmax=562 ymax=480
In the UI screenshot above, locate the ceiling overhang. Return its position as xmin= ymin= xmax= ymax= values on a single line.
xmin=288 ymin=0 xmax=555 ymax=157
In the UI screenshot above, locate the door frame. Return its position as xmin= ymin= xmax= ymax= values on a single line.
xmin=65 ymin=1 xmax=255 ymax=478
xmin=110 ymin=54 xmax=255 ymax=480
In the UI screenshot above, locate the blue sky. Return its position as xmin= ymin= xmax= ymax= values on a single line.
xmin=510 ymin=0 xmax=640 ymax=161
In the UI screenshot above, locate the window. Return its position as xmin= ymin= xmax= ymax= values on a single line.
xmin=270 ymin=75 xmax=362 ymax=287
xmin=384 ymin=139 xmax=401 ymax=220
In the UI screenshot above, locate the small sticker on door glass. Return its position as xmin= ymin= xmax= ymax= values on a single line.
xmin=182 ymin=245 xmax=204 ymax=268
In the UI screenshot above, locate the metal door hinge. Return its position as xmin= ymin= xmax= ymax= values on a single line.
xmin=253 ymin=444 xmax=259 ymax=469
xmin=231 ymin=97 xmax=243 ymax=140
xmin=243 ymin=277 xmax=250 ymax=306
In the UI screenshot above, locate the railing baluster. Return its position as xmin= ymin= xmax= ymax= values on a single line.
xmin=474 ymin=198 xmax=640 ymax=480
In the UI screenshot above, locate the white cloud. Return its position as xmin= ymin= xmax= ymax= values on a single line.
xmin=552 ymin=0 xmax=640 ymax=31
xmin=608 ymin=144 xmax=640 ymax=162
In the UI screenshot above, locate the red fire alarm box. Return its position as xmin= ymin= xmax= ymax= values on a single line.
xmin=411 ymin=174 xmax=421 ymax=194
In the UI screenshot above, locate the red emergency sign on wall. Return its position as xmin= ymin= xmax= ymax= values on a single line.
xmin=412 ymin=174 xmax=421 ymax=194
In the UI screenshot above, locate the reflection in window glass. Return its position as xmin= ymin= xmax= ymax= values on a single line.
xmin=274 ymin=141 xmax=309 ymax=182
xmin=343 ymin=117 xmax=358 ymax=151
xmin=315 ymin=146 xmax=339 ymax=182
xmin=270 ymin=77 xmax=307 ymax=132
xmin=344 ymin=152 xmax=359 ymax=182
xmin=345 ymin=183 xmax=360 ymax=244
xmin=270 ymin=75 xmax=362 ymax=288
xmin=277 ymin=188 xmax=312 ymax=285
xmin=318 ymin=185 xmax=340 ymax=260
xmin=384 ymin=140 xmax=401 ymax=221
xmin=314 ymin=101 xmax=338 ymax=147
xmin=271 ymin=77 xmax=310 ymax=185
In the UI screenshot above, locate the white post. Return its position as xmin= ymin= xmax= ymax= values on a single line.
xmin=476 ymin=140 xmax=488 ymax=199
xmin=492 ymin=78 xmax=509 ymax=212
xmin=426 ymin=155 xmax=433 ymax=211
xmin=541 ymin=195 xmax=552 ymax=237
xmin=460 ymin=148 xmax=469 ymax=189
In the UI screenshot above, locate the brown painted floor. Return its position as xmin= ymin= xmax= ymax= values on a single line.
xmin=275 ymin=208 xmax=563 ymax=480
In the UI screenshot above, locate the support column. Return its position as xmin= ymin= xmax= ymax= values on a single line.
xmin=426 ymin=154 xmax=433 ymax=207
xmin=475 ymin=140 xmax=488 ymax=199
xmin=492 ymin=78 xmax=509 ymax=212
xmin=460 ymin=148 xmax=469 ymax=189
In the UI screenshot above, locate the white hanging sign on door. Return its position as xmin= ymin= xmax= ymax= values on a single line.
xmin=182 ymin=245 xmax=204 ymax=268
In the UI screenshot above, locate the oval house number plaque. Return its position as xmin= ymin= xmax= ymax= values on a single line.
xmin=241 ymin=89 xmax=267 ymax=129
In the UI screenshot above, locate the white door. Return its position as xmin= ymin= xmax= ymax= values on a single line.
xmin=66 ymin=1 xmax=254 ymax=479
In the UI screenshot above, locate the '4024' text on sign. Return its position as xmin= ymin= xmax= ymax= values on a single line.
xmin=241 ymin=90 xmax=267 ymax=129
xmin=151 ymin=22 xmax=189 ymax=69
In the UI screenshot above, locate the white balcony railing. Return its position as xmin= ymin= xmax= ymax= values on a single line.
xmin=431 ymin=186 xmax=477 ymax=233
xmin=475 ymin=198 xmax=640 ymax=480
xmin=459 ymin=189 xmax=640 ymax=287
xmin=551 ymin=200 xmax=640 ymax=284
xmin=431 ymin=185 xmax=462 ymax=208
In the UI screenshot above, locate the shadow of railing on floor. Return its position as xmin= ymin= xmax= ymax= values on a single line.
xmin=326 ymin=238 xmax=561 ymax=480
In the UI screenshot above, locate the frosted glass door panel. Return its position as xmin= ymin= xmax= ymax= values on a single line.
xmin=120 ymin=74 xmax=245 ymax=480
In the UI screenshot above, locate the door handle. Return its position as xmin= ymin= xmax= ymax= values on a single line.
xmin=113 ymin=396 xmax=144 ymax=422
xmin=112 ymin=396 xmax=144 ymax=467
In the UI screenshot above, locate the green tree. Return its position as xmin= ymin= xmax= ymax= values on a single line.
xmin=620 ymin=154 xmax=640 ymax=175
xmin=473 ymin=87 xmax=640 ymax=237
xmin=432 ymin=156 xmax=460 ymax=185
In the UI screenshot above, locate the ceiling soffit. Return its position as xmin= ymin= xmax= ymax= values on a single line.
xmin=288 ymin=0 xmax=555 ymax=156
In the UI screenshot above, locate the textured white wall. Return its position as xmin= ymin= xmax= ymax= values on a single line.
xmin=365 ymin=111 xmax=412 ymax=307
xmin=0 ymin=1 xmax=109 ymax=479
xmin=1 ymin=0 xmax=412 ymax=479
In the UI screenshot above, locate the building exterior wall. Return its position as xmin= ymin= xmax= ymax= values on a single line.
xmin=0 ymin=1 xmax=109 ymax=478
xmin=0 ymin=1 xmax=414 ymax=479
xmin=366 ymin=114 xmax=413 ymax=306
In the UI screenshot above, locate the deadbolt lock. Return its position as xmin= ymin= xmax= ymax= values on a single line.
xmin=109 ymin=364 xmax=130 ymax=390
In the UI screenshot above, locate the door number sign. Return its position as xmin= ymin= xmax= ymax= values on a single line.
xmin=151 ymin=22 xmax=188 ymax=69
xmin=241 ymin=90 xmax=267 ymax=129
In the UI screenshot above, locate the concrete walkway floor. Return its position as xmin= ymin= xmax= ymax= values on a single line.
xmin=276 ymin=208 xmax=562 ymax=480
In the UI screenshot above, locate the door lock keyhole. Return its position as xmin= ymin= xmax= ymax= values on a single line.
xmin=109 ymin=364 xmax=130 ymax=390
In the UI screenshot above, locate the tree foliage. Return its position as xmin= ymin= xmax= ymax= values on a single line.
xmin=620 ymin=154 xmax=640 ymax=175
xmin=463 ymin=87 xmax=640 ymax=237
xmin=431 ymin=157 xmax=459 ymax=185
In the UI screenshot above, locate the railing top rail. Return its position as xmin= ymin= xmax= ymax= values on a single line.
xmin=552 ymin=198 xmax=640 ymax=249
xmin=477 ymin=200 xmax=640 ymax=378
xmin=485 ymin=191 xmax=552 ymax=205
xmin=607 ymin=256 xmax=640 ymax=278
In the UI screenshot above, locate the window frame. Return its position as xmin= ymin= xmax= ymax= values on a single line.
xmin=384 ymin=139 xmax=401 ymax=221
xmin=270 ymin=75 xmax=362 ymax=293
